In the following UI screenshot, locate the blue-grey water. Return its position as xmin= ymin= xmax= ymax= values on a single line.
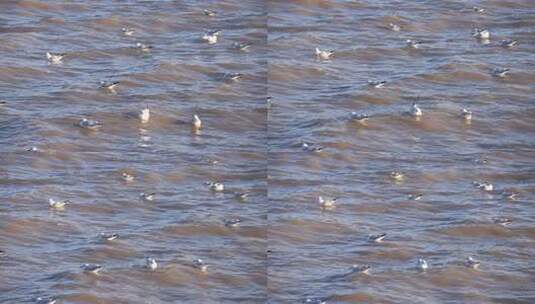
xmin=1 ymin=0 xmax=534 ymax=303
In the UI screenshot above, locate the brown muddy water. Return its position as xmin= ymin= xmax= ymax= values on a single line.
xmin=0 ymin=0 xmax=534 ymax=303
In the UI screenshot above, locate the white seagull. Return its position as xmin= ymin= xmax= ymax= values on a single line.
xmin=192 ymin=114 xmax=202 ymax=129
xmin=139 ymin=105 xmax=150 ymax=123
xmin=46 ymin=52 xmax=65 ymax=64
xmin=202 ymin=30 xmax=221 ymax=44
xmin=315 ymin=47 xmax=334 ymax=60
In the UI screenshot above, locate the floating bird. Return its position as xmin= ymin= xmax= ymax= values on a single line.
xmin=350 ymin=264 xmax=371 ymax=275
xmin=100 ymin=233 xmax=119 ymax=241
xmin=465 ymin=256 xmax=480 ymax=269
xmin=206 ymin=158 xmax=219 ymax=165
xmin=473 ymin=28 xmax=490 ymax=39
xmin=46 ymin=52 xmax=65 ymax=64
xmin=146 ymin=257 xmax=158 ymax=270
xmin=492 ymin=67 xmax=510 ymax=78
xmin=500 ymin=39 xmax=517 ymax=48
xmin=410 ymin=103 xmax=422 ymax=117
xmin=350 ymin=112 xmax=370 ymax=124
xmin=368 ymin=233 xmax=387 ymax=243
xmin=235 ymin=192 xmax=249 ymax=200
xmin=493 ymin=217 xmax=512 ymax=226
xmin=473 ymin=6 xmax=485 ymax=13
xmin=408 ymin=193 xmax=423 ymax=201
xmin=390 ymin=171 xmax=404 ymax=181
xmin=223 ymin=72 xmax=243 ymax=81
xmin=267 ymin=96 xmax=272 ymax=108
xmin=81 ymin=263 xmax=103 ymax=274
xmin=460 ymin=108 xmax=472 ymax=121
xmin=233 ymin=42 xmax=252 ymax=51
xmin=417 ymin=258 xmax=428 ymax=271
xmin=49 ymin=198 xmax=70 ymax=210
xmin=302 ymin=142 xmax=324 ymax=153
xmin=389 ymin=23 xmax=401 ymax=31
xmin=27 ymin=146 xmax=41 ymax=152
xmin=122 ymin=172 xmax=135 ymax=182
xmin=139 ymin=106 xmax=150 ymax=123
xmin=474 ymin=181 xmax=493 ymax=191
xmin=303 ymin=298 xmax=326 ymax=304
xmin=193 ymin=258 xmax=209 ymax=272
xmin=224 ymin=218 xmax=241 ymax=227
xmin=0 ymin=250 xmax=5 ymax=256
xmin=192 ymin=114 xmax=202 ymax=129
xmin=135 ymin=42 xmax=152 ymax=52
xmin=203 ymin=9 xmax=216 ymax=16
xmin=36 ymin=297 xmax=57 ymax=304
xmin=122 ymin=27 xmax=134 ymax=36
xmin=206 ymin=181 xmax=224 ymax=192
xmin=100 ymin=81 xmax=120 ymax=92
xmin=78 ymin=118 xmax=102 ymax=130
xmin=368 ymin=80 xmax=386 ymax=88
xmin=202 ymin=30 xmax=221 ymax=44
xmin=318 ymin=196 xmax=336 ymax=208
xmin=140 ymin=192 xmax=155 ymax=201
xmin=315 ymin=47 xmax=334 ymax=60
xmin=406 ymin=39 xmax=421 ymax=49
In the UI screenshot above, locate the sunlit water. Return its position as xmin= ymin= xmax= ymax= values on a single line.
xmin=1 ymin=0 xmax=534 ymax=303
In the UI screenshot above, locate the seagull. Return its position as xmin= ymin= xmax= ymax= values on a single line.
xmin=145 ymin=257 xmax=158 ymax=270
xmin=368 ymin=80 xmax=386 ymax=88
xmin=223 ymin=72 xmax=243 ymax=81
xmin=122 ymin=172 xmax=135 ymax=182
xmin=49 ymin=198 xmax=70 ymax=210
xmin=417 ymin=258 xmax=428 ymax=271
xmin=27 ymin=146 xmax=41 ymax=152
xmin=302 ymin=142 xmax=324 ymax=153
xmin=192 ymin=114 xmax=202 ymax=129
xmin=493 ymin=217 xmax=512 ymax=226
xmin=206 ymin=182 xmax=224 ymax=192
xmin=500 ymin=39 xmax=517 ymax=48
xmin=473 ymin=28 xmax=490 ymax=39
xmin=388 ymin=23 xmax=401 ymax=31
xmin=235 ymin=192 xmax=249 ymax=200
xmin=460 ymin=108 xmax=472 ymax=121
xmin=350 ymin=112 xmax=370 ymax=124
xmin=122 ymin=27 xmax=134 ymax=36
xmin=465 ymin=256 xmax=480 ymax=269
xmin=492 ymin=67 xmax=510 ymax=78
xmin=81 ymin=263 xmax=103 ymax=274
xmin=318 ymin=196 xmax=336 ymax=208
xmin=193 ymin=258 xmax=209 ymax=272
xmin=410 ymin=103 xmax=422 ymax=117
xmin=135 ymin=42 xmax=152 ymax=52
xmin=474 ymin=181 xmax=493 ymax=191
xmin=303 ymin=298 xmax=326 ymax=304
xmin=100 ymin=81 xmax=120 ymax=92
xmin=224 ymin=218 xmax=241 ymax=227
xmin=473 ymin=6 xmax=485 ymax=13
xmin=406 ymin=39 xmax=421 ymax=49
xmin=140 ymin=192 xmax=156 ymax=201
xmin=233 ymin=42 xmax=252 ymax=51
xmin=349 ymin=264 xmax=371 ymax=275
xmin=139 ymin=105 xmax=150 ymax=123
xmin=315 ymin=47 xmax=334 ymax=60
xmin=368 ymin=233 xmax=387 ymax=243
xmin=0 ymin=250 xmax=5 ymax=257
xmin=408 ymin=193 xmax=423 ymax=201
xmin=100 ymin=233 xmax=119 ymax=241
xmin=390 ymin=171 xmax=404 ymax=181
xmin=78 ymin=118 xmax=102 ymax=130
xmin=202 ymin=30 xmax=221 ymax=44
xmin=36 ymin=297 xmax=57 ymax=304
xmin=203 ymin=9 xmax=216 ymax=16
xmin=46 ymin=52 xmax=65 ymax=64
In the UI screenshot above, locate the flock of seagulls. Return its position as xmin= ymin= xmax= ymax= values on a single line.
xmin=5 ymin=7 xmax=263 ymax=303
xmin=302 ymin=5 xmax=522 ymax=303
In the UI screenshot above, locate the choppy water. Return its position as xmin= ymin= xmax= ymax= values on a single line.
xmin=1 ymin=0 xmax=534 ymax=303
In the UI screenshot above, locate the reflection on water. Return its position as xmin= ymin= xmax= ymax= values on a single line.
xmin=1 ymin=0 xmax=534 ymax=303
